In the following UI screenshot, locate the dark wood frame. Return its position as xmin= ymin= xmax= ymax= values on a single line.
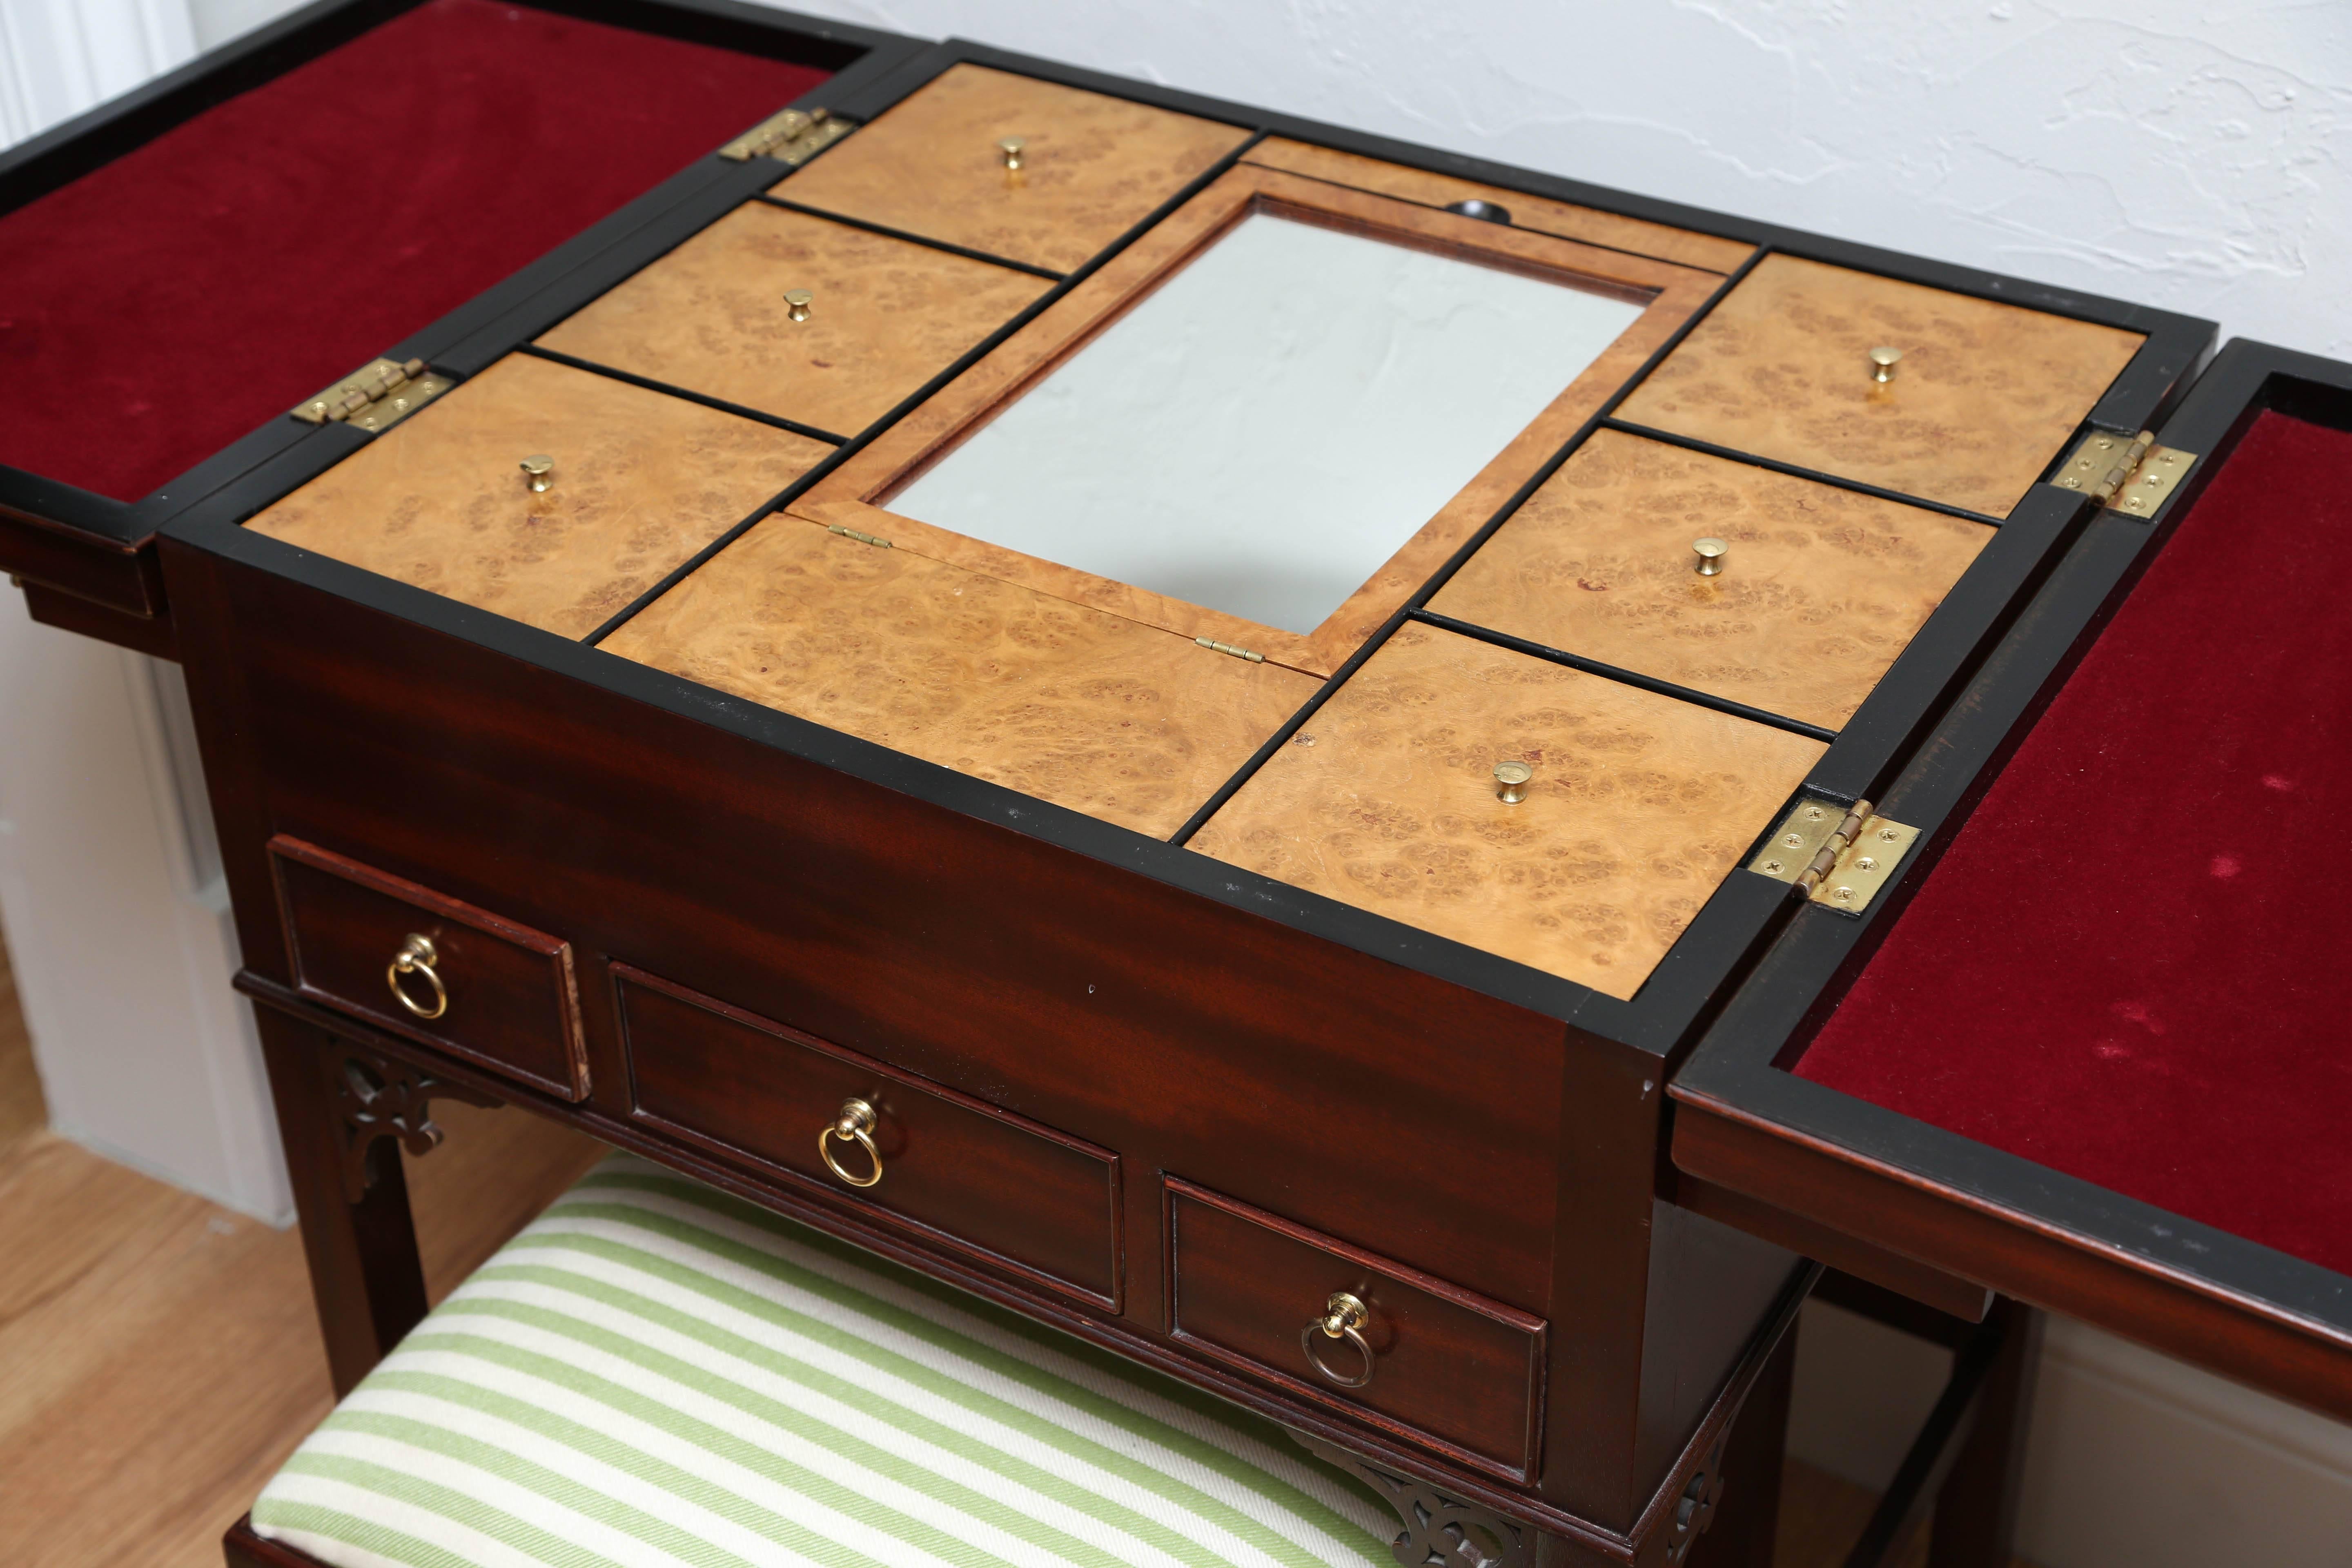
xmin=1670 ymin=340 xmax=2352 ymax=1419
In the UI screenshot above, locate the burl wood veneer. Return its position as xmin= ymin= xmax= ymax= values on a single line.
xmin=1429 ymin=430 xmax=1992 ymax=730
xmin=1189 ymin=623 xmax=1824 ymax=998
xmin=799 ymin=163 xmax=1722 ymax=676
xmin=601 ymin=518 xmax=1320 ymax=837
xmin=1615 ymin=254 xmax=2145 ymax=518
xmin=534 ymin=204 xmax=1052 ymax=438
xmin=1243 ymin=138 xmax=1755 ymax=275
xmin=777 ymin=64 xmax=1252 ymax=274
xmin=245 ymin=355 xmax=826 ymax=639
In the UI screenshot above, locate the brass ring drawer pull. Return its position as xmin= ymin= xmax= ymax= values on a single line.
xmin=1301 ymin=1291 xmax=1376 ymax=1388
xmin=386 ymin=933 xmax=448 ymax=1020
xmin=820 ymin=1098 xmax=884 ymax=1188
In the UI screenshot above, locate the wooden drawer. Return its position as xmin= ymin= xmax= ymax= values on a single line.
xmin=1166 ymin=1179 xmax=1547 ymax=1480
xmin=535 ymin=203 xmax=1051 ymax=441
xmin=268 ymin=836 xmax=588 ymax=1100
xmin=1616 ymin=254 xmax=2145 ymax=518
xmin=1428 ymin=429 xmax=1993 ymax=731
xmin=778 ymin=64 xmax=1251 ymax=273
xmin=616 ymin=965 xmax=1122 ymax=1310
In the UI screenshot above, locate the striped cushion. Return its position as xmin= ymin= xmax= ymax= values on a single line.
xmin=253 ymin=1154 xmax=1396 ymax=1568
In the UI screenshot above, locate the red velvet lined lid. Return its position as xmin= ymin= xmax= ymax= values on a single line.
xmin=0 ymin=0 xmax=826 ymax=503
xmin=1796 ymin=410 xmax=2352 ymax=1277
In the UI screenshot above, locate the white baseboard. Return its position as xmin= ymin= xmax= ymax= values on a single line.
xmin=1788 ymin=1299 xmax=2352 ymax=1568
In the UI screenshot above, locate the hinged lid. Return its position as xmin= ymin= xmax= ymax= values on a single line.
xmin=290 ymin=356 xmax=452 ymax=432
xmin=2051 ymin=428 xmax=2197 ymax=514
xmin=719 ymin=106 xmax=853 ymax=165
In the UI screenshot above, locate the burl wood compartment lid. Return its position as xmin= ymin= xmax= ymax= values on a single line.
xmin=1242 ymin=139 xmax=1755 ymax=276
xmin=535 ymin=204 xmax=1052 ymax=439
xmin=601 ymin=518 xmax=1319 ymax=838
xmin=775 ymin=65 xmax=1252 ymax=273
xmin=1429 ymin=430 xmax=1993 ymax=731
xmin=246 ymin=356 xmax=827 ymax=640
xmin=1616 ymin=255 xmax=2145 ymax=518
xmin=1189 ymin=624 xmax=1825 ymax=998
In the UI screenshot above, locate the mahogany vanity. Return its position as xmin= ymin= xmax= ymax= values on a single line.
xmin=7 ymin=2 xmax=2348 ymax=1566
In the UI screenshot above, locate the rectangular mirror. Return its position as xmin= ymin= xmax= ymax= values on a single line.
xmin=887 ymin=211 xmax=1649 ymax=636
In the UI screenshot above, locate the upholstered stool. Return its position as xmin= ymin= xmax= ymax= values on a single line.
xmin=238 ymin=1154 xmax=1394 ymax=1568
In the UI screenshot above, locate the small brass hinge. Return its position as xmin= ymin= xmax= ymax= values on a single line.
xmin=826 ymin=523 xmax=893 ymax=548
xmin=292 ymin=357 xmax=451 ymax=432
xmin=2052 ymin=429 xmax=2196 ymax=517
xmin=1749 ymin=797 xmax=1920 ymax=916
xmin=1195 ymin=637 xmax=1266 ymax=663
xmin=720 ymin=107 xmax=854 ymax=165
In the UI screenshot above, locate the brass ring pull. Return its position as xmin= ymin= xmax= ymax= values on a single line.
xmin=820 ymin=1098 xmax=884 ymax=1188
xmin=1301 ymin=1291 xmax=1375 ymax=1388
xmin=386 ymin=933 xmax=448 ymax=1020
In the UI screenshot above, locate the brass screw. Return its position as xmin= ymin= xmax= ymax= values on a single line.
xmin=998 ymin=136 xmax=1027 ymax=171
xmin=784 ymin=289 xmax=813 ymax=323
xmin=1869 ymin=346 xmax=1903 ymax=385
xmin=1493 ymin=761 xmax=1533 ymax=804
xmin=1693 ymin=537 xmax=1728 ymax=577
xmin=1762 ymin=858 xmax=1785 ymax=874
xmin=1854 ymin=856 xmax=1878 ymax=872
xmin=1878 ymin=826 xmax=1902 ymax=842
xmin=1782 ymin=832 xmax=1805 ymax=849
xmin=520 ymin=454 xmax=554 ymax=493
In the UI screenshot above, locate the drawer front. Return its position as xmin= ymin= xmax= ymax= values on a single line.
xmin=1167 ymin=1179 xmax=1546 ymax=1480
xmin=617 ymin=965 xmax=1121 ymax=1310
xmin=269 ymin=836 xmax=588 ymax=1100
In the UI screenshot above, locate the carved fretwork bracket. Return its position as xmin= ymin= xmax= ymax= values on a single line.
xmin=331 ymin=1045 xmax=497 ymax=1202
xmin=1289 ymin=1432 xmax=1535 ymax=1568
xmin=1660 ymin=1430 xmax=1728 ymax=1566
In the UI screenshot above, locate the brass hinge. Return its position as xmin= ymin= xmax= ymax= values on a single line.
xmin=292 ymin=357 xmax=451 ymax=432
xmin=2052 ymin=429 xmax=2196 ymax=517
xmin=826 ymin=523 xmax=893 ymax=548
xmin=1194 ymin=637 xmax=1266 ymax=663
xmin=720 ymin=107 xmax=853 ymax=165
xmin=1748 ymin=797 xmax=1920 ymax=915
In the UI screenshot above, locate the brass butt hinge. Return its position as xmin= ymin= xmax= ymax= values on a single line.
xmin=292 ymin=357 xmax=451 ymax=432
xmin=1195 ymin=637 xmax=1266 ymax=663
xmin=1748 ymin=797 xmax=1919 ymax=916
xmin=2052 ymin=429 xmax=2196 ymax=517
xmin=826 ymin=523 xmax=893 ymax=548
xmin=720 ymin=107 xmax=854 ymax=165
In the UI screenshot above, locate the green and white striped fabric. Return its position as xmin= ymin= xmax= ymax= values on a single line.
xmin=253 ymin=1154 xmax=1394 ymax=1568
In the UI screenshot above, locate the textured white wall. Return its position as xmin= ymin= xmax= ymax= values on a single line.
xmin=773 ymin=0 xmax=2352 ymax=359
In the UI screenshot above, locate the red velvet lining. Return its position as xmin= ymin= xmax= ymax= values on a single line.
xmin=0 ymin=0 xmax=825 ymax=502
xmin=1796 ymin=410 xmax=2352 ymax=1278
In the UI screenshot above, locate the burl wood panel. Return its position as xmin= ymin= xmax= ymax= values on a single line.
xmin=619 ymin=967 xmax=1120 ymax=1307
xmin=1243 ymin=138 xmax=1755 ymax=275
xmin=1615 ymin=254 xmax=2145 ymax=518
xmin=535 ymin=203 xmax=1051 ymax=438
xmin=775 ymin=64 xmax=1252 ymax=274
xmin=802 ymin=163 xmax=1723 ymax=676
xmin=600 ymin=518 xmax=1321 ymax=838
xmin=1189 ymin=624 xmax=1824 ymax=998
xmin=1168 ymin=1179 xmax=1546 ymax=1480
xmin=1428 ymin=430 xmax=1993 ymax=731
xmin=245 ymin=354 xmax=826 ymax=638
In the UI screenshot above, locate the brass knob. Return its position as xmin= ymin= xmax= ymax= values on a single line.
xmin=997 ymin=136 xmax=1027 ymax=171
xmin=520 ymin=454 xmax=554 ymax=493
xmin=1493 ymin=761 xmax=1532 ymax=804
xmin=1693 ymin=537 xmax=1728 ymax=576
xmin=386 ymin=933 xmax=447 ymax=1020
xmin=1869 ymin=346 xmax=1903 ymax=385
xmin=1301 ymin=1291 xmax=1376 ymax=1388
xmin=784 ymin=289 xmax=813 ymax=323
xmin=819 ymin=1098 xmax=883 ymax=1188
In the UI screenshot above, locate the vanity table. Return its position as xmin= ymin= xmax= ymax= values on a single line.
xmin=6 ymin=2 xmax=2345 ymax=1565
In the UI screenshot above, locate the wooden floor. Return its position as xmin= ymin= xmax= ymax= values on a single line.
xmin=0 ymin=922 xmax=1948 ymax=1568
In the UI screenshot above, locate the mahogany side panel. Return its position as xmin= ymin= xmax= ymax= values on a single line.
xmin=618 ymin=963 xmax=1123 ymax=1310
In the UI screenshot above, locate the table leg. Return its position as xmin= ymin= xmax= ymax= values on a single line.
xmin=1927 ymin=1298 xmax=2042 ymax=1568
xmin=256 ymin=1006 xmax=488 ymax=1396
xmin=1684 ymin=1325 xmax=1797 ymax=1568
